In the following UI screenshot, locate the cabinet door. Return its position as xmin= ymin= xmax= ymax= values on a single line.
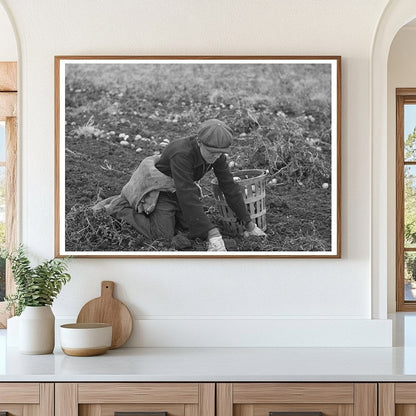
xmin=217 ymin=383 xmax=377 ymax=416
xmin=55 ymin=383 xmax=215 ymax=416
xmin=379 ymin=383 xmax=416 ymax=416
xmin=0 ymin=383 xmax=53 ymax=416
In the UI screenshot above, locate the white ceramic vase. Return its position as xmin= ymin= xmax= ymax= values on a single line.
xmin=19 ymin=305 xmax=55 ymax=354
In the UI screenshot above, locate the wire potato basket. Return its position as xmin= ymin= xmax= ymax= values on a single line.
xmin=211 ymin=169 xmax=267 ymax=235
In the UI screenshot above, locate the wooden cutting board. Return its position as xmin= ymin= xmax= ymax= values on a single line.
xmin=76 ymin=281 xmax=133 ymax=349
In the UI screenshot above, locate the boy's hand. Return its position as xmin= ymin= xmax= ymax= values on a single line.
xmin=244 ymin=221 xmax=266 ymax=237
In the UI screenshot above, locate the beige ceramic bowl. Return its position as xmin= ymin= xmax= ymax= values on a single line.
xmin=60 ymin=323 xmax=112 ymax=356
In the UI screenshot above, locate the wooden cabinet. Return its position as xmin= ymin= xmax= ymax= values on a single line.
xmin=217 ymin=383 xmax=377 ymax=416
xmin=0 ymin=383 xmax=53 ymax=415
xmin=0 ymin=381 xmax=411 ymax=416
xmin=379 ymin=383 xmax=416 ymax=416
xmin=55 ymin=383 xmax=215 ymax=416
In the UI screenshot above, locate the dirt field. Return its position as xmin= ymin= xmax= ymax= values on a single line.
xmin=63 ymin=62 xmax=334 ymax=252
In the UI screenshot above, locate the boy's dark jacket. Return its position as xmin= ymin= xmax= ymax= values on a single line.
xmin=156 ymin=136 xmax=251 ymax=238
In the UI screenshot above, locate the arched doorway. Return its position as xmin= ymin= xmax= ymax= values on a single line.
xmin=387 ymin=15 xmax=416 ymax=312
xmin=371 ymin=0 xmax=416 ymax=318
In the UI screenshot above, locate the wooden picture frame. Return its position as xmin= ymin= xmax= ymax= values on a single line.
xmin=55 ymin=56 xmax=341 ymax=258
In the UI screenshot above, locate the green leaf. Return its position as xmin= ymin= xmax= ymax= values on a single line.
xmin=5 ymin=245 xmax=71 ymax=315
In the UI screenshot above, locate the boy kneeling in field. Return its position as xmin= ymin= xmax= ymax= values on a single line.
xmin=94 ymin=119 xmax=265 ymax=251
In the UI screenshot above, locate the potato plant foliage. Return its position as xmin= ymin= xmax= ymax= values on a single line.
xmin=5 ymin=246 xmax=71 ymax=315
xmin=64 ymin=62 xmax=334 ymax=252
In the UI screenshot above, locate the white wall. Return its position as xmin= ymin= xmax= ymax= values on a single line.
xmin=0 ymin=3 xmax=16 ymax=61
xmin=0 ymin=0 xmax=393 ymax=347
xmin=387 ymin=26 xmax=416 ymax=312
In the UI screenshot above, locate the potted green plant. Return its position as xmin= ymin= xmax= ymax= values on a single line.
xmin=4 ymin=246 xmax=71 ymax=354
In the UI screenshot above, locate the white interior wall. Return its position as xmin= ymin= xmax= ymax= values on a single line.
xmin=0 ymin=3 xmax=16 ymax=61
xmin=387 ymin=26 xmax=416 ymax=312
xmin=0 ymin=0 xmax=394 ymax=347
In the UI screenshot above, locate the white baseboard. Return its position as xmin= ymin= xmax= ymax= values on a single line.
xmin=53 ymin=317 xmax=393 ymax=348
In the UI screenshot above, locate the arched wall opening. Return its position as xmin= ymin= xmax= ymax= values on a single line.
xmin=371 ymin=0 xmax=416 ymax=319
xmin=387 ymin=18 xmax=416 ymax=313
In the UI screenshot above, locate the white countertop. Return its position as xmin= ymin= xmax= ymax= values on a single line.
xmin=2 ymin=313 xmax=416 ymax=382
xmin=2 ymin=345 xmax=416 ymax=382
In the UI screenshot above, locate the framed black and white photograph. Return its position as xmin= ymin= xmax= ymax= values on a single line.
xmin=55 ymin=56 xmax=341 ymax=258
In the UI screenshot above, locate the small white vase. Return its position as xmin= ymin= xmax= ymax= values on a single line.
xmin=19 ymin=306 xmax=55 ymax=354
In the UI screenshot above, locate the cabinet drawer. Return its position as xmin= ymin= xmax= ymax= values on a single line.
xmin=217 ymin=383 xmax=376 ymax=416
xmin=78 ymin=383 xmax=200 ymax=403
xmin=0 ymin=383 xmax=53 ymax=415
xmin=0 ymin=383 xmax=39 ymax=403
xmin=56 ymin=383 xmax=215 ymax=416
